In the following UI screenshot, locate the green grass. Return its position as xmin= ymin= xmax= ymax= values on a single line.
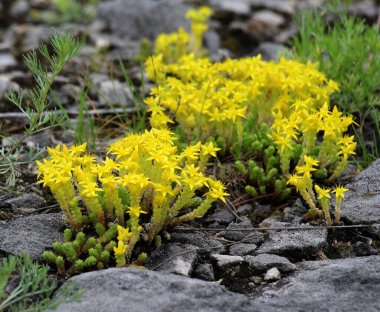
xmin=0 ymin=254 xmax=81 ymax=312
xmin=1 ymin=31 xmax=83 ymax=188
xmin=117 ymin=58 xmax=148 ymax=132
xmin=291 ymin=4 xmax=380 ymax=168
xmin=291 ymin=6 xmax=380 ymax=114
xmin=74 ymin=87 xmax=97 ymax=149
xmin=354 ymin=108 xmax=380 ymax=168
xmin=31 ymin=0 xmax=100 ymax=24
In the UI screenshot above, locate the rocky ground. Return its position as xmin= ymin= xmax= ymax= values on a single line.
xmin=1 ymin=0 xmax=380 ymax=311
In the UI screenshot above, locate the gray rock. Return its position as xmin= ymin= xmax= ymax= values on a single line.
xmin=253 ymin=42 xmax=287 ymax=60
xmin=204 ymin=30 xmax=221 ymax=58
xmin=229 ymin=243 xmax=257 ymax=256
xmin=256 ymin=227 xmax=327 ymax=258
xmin=205 ymin=206 xmax=235 ymax=225
xmin=263 ymin=267 xmax=281 ymax=281
xmin=170 ymin=232 xmax=224 ymax=254
xmin=0 ymin=25 xmax=18 ymax=52
xmin=251 ymin=256 xmax=380 ymax=312
xmin=51 ymin=257 xmax=380 ymax=312
xmin=98 ymin=80 xmax=133 ymax=107
xmin=0 ymin=213 xmax=65 ymax=260
xmin=349 ymin=0 xmax=379 ymax=21
xmin=211 ymin=254 xmax=245 ymax=281
xmin=145 ymin=243 xmax=198 ymax=276
xmin=5 ymin=193 xmax=45 ymax=213
xmin=89 ymin=73 xmax=109 ymax=86
xmin=211 ymin=254 xmax=244 ymax=270
xmin=24 ymin=128 xmax=56 ymax=149
xmin=221 ymin=216 xmax=253 ymax=241
xmin=252 ymin=10 xmax=286 ymax=27
xmin=356 ymin=234 xmax=373 ymax=245
xmin=0 ymin=76 xmax=19 ymax=99
xmin=0 ymin=53 xmax=17 ymax=71
xmin=10 ymin=0 xmax=30 ymax=19
xmin=97 ymin=0 xmax=190 ymax=41
xmin=193 ymin=263 xmax=215 ymax=281
xmin=0 ymin=38 xmax=13 ymax=53
xmin=0 ymin=70 xmax=29 ymax=86
xmin=240 ymin=231 xmax=266 ymax=245
xmin=251 ymin=275 xmax=263 ymax=285
xmin=274 ymin=25 xmax=298 ymax=44
xmin=249 ymin=10 xmax=286 ymax=38
xmin=245 ymin=254 xmax=296 ymax=273
xmin=353 ymin=241 xmax=377 ymax=257
xmin=249 ymin=0 xmax=296 ymax=15
xmin=229 ymin=21 xmax=247 ymax=34
xmin=92 ymin=35 xmax=111 ymax=51
xmin=282 ymin=198 xmax=307 ymax=223
xmin=369 ymin=224 xmax=380 ymax=239
xmin=250 ymin=202 xmax=273 ymax=223
xmin=50 ymin=268 xmax=256 ymax=312
xmin=210 ymin=0 xmax=251 ymax=15
xmin=236 ymin=204 xmax=254 ymax=216
xmin=296 ymin=0 xmax=324 ymax=10
xmin=17 ymin=25 xmax=50 ymax=53
xmin=341 ymin=159 xmax=380 ymax=224
xmin=258 ymin=216 xmax=289 ymax=228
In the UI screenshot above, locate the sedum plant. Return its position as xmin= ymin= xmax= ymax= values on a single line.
xmin=235 ymin=121 xmax=293 ymax=201
xmin=38 ymin=129 xmax=227 ymax=272
xmin=291 ymin=5 xmax=380 ymax=169
xmin=145 ymin=54 xmax=340 ymax=153
xmin=288 ymin=157 xmax=349 ymax=225
xmin=154 ymin=6 xmax=213 ymax=63
xmin=144 ymin=7 xmax=356 ymax=220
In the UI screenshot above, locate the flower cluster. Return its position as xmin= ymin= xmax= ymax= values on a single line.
xmin=287 ymin=155 xmax=349 ymax=224
xmin=145 ymin=54 xmax=340 ymax=151
xmin=144 ymin=7 xmax=356 ymax=220
xmin=38 ymin=129 xmax=227 ymax=270
xmin=154 ymin=6 xmax=212 ymax=63
xmin=271 ymin=104 xmax=356 ymax=177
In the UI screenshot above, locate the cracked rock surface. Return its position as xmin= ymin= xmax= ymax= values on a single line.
xmin=51 ymin=256 xmax=380 ymax=312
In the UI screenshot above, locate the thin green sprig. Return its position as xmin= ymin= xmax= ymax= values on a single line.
xmin=0 ymin=30 xmax=83 ymax=187
xmin=0 ymin=254 xmax=81 ymax=311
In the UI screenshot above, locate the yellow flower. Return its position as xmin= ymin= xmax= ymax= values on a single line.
xmin=121 ymin=173 xmax=150 ymax=190
xmin=113 ymin=241 xmax=127 ymax=257
xmin=186 ymin=6 xmax=213 ymax=23
xmin=296 ymin=155 xmax=319 ymax=176
xmin=337 ymin=143 xmax=356 ymax=160
xmin=128 ymin=205 xmax=147 ymax=218
xmin=304 ymin=155 xmax=319 ymax=168
xmin=272 ymin=133 xmax=293 ymax=153
xmin=338 ymin=135 xmax=355 ymax=146
xmin=103 ymin=157 xmax=118 ymax=171
xmin=79 ymin=181 xmax=102 ymax=198
xmin=117 ymin=225 xmax=132 ymax=242
xmin=201 ymin=141 xmax=220 ymax=157
xmin=70 ymin=143 xmax=87 ymax=156
xmin=315 ymin=185 xmax=331 ymax=200
xmin=93 ymin=164 xmax=111 ymax=178
xmin=154 ymin=183 xmax=174 ymax=199
xmin=181 ymin=143 xmax=201 ymax=160
xmin=287 ymin=173 xmax=308 ymax=192
xmin=100 ymin=175 xmax=117 ymax=187
xmin=333 ymin=185 xmax=349 ymax=199
xmin=206 ymin=180 xmax=229 ymax=203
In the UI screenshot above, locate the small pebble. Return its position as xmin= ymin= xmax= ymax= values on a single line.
xmin=264 ymin=267 xmax=281 ymax=281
